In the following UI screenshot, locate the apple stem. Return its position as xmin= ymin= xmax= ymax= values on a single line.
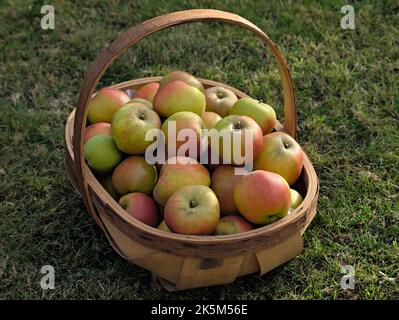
xmin=189 ymin=200 xmax=197 ymax=208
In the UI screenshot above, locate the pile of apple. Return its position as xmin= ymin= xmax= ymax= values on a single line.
xmin=83 ymin=71 xmax=305 ymax=236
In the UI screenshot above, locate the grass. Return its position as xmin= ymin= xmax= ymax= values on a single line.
xmin=0 ymin=0 xmax=398 ymax=299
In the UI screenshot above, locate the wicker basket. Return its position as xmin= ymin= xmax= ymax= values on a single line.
xmin=65 ymin=9 xmax=319 ymax=291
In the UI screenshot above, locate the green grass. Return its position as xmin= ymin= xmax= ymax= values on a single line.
xmin=1 ymin=0 xmax=398 ymax=299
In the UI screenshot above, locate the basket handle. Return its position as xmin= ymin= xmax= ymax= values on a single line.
xmin=73 ymin=9 xmax=296 ymax=213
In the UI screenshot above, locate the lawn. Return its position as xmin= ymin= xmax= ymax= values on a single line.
xmin=0 ymin=0 xmax=398 ymax=299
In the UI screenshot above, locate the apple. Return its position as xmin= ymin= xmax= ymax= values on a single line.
xmin=119 ymin=193 xmax=160 ymax=227
xmin=161 ymin=111 xmax=204 ymax=154
xmin=129 ymin=98 xmax=153 ymax=109
xmin=205 ymin=86 xmax=238 ymax=117
xmin=290 ymin=189 xmax=303 ymax=210
xmin=233 ymin=170 xmax=291 ymax=225
xmin=159 ymin=70 xmax=204 ymax=93
xmin=229 ymin=97 xmax=276 ymax=135
xmin=112 ymin=103 xmax=161 ymax=154
xmin=153 ymin=156 xmax=210 ymax=206
xmin=254 ymin=132 xmax=304 ymax=185
xmin=83 ymin=135 xmax=122 ymax=174
xmin=133 ymin=82 xmax=159 ymax=103
xmin=157 ymin=220 xmax=171 ymax=232
xmin=211 ymin=165 xmax=243 ymax=215
xmin=84 ymin=122 xmax=112 ymax=144
xmin=96 ymin=174 xmax=119 ymax=200
xmin=153 ymin=80 xmax=206 ymax=118
xmin=164 ymin=185 xmax=220 ymax=235
xmin=214 ymin=215 xmax=253 ymax=235
xmin=112 ymin=156 xmax=158 ymax=196
xmin=211 ymin=115 xmax=263 ymax=166
xmin=88 ymin=87 xmax=130 ymax=123
xmin=201 ymin=111 xmax=222 ymax=129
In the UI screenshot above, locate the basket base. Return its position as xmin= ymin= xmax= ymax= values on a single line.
xmin=153 ymin=232 xmax=303 ymax=291
xmin=99 ymin=208 xmax=303 ymax=291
